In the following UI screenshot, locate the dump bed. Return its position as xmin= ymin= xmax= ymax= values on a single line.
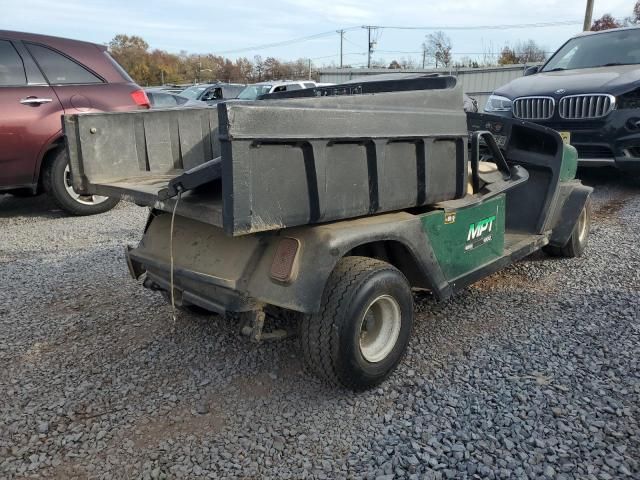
xmin=65 ymin=76 xmax=468 ymax=236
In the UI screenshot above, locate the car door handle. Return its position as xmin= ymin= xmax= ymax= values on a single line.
xmin=20 ymin=97 xmax=53 ymax=105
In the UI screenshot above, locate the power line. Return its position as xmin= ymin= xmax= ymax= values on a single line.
xmin=215 ymin=21 xmax=579 ymax=56
xmin=311 ymin=52 xmax=366 ymax=61
xmin=216 ymin=27 xmax=360 ymax=55
xmin=377 ymin=50 xmax=555 ymax=55
xmin=344 ymin=36 xmax=365 ymax=49
xmin=362 ymin=20 xmax=581 ymax=30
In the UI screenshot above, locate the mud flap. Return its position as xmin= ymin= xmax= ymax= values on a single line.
xmin=546 ymin=183 xmax=592 ymax=247
xmin=125 ymin=245 xmax=146 ymax=280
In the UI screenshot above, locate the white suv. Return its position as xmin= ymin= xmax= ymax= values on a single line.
xmin=236 ymin=80 xmax=316 ymax=100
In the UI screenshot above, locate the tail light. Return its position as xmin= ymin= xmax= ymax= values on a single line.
xmin=270 ymin=237 xmax=300 ymax=283
xmin=130 ymin=89 xmax=151 ymax=109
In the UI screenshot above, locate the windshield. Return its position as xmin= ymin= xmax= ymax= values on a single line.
xmin=543 ymin=29 xmax=640 ymax=72
xmin=237 ymin=85 xmax=272 ymax=100
xmin=179 ymin=86 xmax=208 ymax=100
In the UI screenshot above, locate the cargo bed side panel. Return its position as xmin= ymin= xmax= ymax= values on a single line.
xmin=66 ymin=80 xmax=469 ymax=235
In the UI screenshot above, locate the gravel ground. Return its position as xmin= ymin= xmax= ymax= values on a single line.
xmin=0 ymin=170 xmax=639 ymax=479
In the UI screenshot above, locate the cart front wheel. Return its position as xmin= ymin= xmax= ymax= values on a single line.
xmin=300 ymin=256 xmax=413 ymax=390
xmin=544 ymin=197 xmax=592 ymax=258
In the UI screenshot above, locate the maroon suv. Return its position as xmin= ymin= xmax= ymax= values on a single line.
xmin=0 ymin=31 xmax=149 ymax=215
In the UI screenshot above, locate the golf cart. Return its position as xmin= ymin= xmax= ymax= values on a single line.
xmin=64 ymin=74 xmax=591 ymax=390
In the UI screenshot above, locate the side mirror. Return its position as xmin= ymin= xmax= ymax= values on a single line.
xmin=524 ymin=66 xmax=540 ymax=76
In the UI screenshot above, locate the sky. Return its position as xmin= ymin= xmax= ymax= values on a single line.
xmin=2 ymin=0 xmax=635 ymax=67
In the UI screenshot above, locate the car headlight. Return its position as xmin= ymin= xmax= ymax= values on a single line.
xmin=617 ymin=88 xmax=640 ymax=109
xmin=485 ymin=94 xmax=513 ymax=112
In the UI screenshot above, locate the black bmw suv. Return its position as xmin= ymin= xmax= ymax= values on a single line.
xmin=485 ymin=27 xmax=640 ymax=172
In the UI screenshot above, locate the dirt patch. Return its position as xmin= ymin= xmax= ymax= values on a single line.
xmin=473 ymin=269 xmax=558 ymax=294
xmin=49 ymin=462 xmax=87 ymax=480
xmin=19 ymin=341 xmax=57 ymax=364
xmin=227 ymin=372 xmax=276 ymax=399
xmin=131 ymin=405 xmax=225 ymax=450
xmin=593 ymin=191 xmax=636 ymax=224
xmin=17 ymin=318 xmax=162 ymax=370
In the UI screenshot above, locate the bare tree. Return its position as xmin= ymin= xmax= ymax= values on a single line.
xmin=253 ymin=55 xmax=264 ymax=82
xmin=422 ymin=31 xmax=452 ymax=68
xmin=454 ymin=56 xmax=480 ymax=68
xmin=498 ymin=40 xmax=547 ymax=65
xmin=399 ymin=57 xmax=416 ymax=69
xmin=517 ymin=40 xmax=547 ymax=63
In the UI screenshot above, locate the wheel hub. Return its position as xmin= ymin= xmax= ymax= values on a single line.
xmin=359 ymin=294 xmax=402 ymax=363
xmin=577 ymin=206 xmax=588 ymax=243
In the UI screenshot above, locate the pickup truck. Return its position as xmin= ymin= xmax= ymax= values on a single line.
xmin=64 ymin=74 xmax=592 ymax=390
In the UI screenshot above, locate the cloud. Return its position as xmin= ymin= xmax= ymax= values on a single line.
xmin=3 ymin=0 xmax=636 ymax=63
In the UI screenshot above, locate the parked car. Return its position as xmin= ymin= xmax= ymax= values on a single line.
xmin=236 ymin=80 xmax=315 ymax=100
xmin=179 ymin=83 xmax=245 ymax=104
xmin=156 ymin=83 xmax=192 ymax=94
xmin=0 ymin=30 xmax=149 ymax=214
xmin=485 ymin=27 xmax=640 ymax=172
xmin=144 ymin=88 xmax=200 ymax=108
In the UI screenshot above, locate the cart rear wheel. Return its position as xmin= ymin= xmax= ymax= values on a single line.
xmin=544 ymin=198 xmax=592 ymax=258
xmin=300 ymin=256 xmax=413 ymax=390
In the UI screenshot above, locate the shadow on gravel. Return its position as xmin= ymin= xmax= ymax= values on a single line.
xmin=576 ymin=168 xmax=639 ymax=224
xmin=577 ymin=166 xmax=640 ymax=190
xmin=0 ymin=193 xmax=65 ymax=219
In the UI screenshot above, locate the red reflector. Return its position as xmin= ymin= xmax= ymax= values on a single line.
xmin=131 ymin=89 xmax=151 ymax=109
xmin=270 ymin=238 xmax=300 ymax=283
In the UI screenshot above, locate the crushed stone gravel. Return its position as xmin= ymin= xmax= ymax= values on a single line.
xmin=0 ymin=170 xmax=638 ymax=479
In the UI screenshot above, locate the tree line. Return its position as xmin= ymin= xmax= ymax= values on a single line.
xmin=108 ymin=34 xmax=312 ymax=86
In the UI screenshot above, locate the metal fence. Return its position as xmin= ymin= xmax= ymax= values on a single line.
xmin=318 ymin=65 xmax=538 ymax=110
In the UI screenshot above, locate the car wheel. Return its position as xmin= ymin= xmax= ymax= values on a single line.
xmin=544 ymin=198 xmax=592 ymax=258
xmin=43 ymin=149 xmax=119 ymax=215
xmin=300 ymin=256 xmax=413 ymax=390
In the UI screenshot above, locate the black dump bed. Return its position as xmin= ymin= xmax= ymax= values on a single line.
xmin=65 ymin=74 xmax=468 ymax=236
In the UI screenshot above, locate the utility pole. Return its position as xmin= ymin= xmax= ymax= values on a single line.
xmin=422 ymin=48 xmax=426 ymax=69
xmin=364 ymin=26 xmax=377 ymax=68
xmin=368 ymin=26 xmax=372 ymax=68
xmin=308 ymin=59 xmax=312 ymax=79
xmin=583 ymin=0 xmax=595 ymax=31
xmin=337 ymin=29 xmax=345 ymax=68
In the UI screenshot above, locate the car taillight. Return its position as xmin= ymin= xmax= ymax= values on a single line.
xmin=131 ymin=89 xmax=151 ymax=109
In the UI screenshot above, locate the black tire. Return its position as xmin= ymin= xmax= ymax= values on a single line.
xmin=300 ymin=256 xmax=413 ymax=390
xmin=544 ymin=198 xmax=592 ymax=258
xmin=43 ymin=149 xmax=119 ymax=215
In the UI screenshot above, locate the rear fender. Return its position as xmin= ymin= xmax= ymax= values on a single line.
xmin=132 ymin=211 xmax=449 ymax=314
xmin=271 ymin=212 xmax=450 ymax=312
